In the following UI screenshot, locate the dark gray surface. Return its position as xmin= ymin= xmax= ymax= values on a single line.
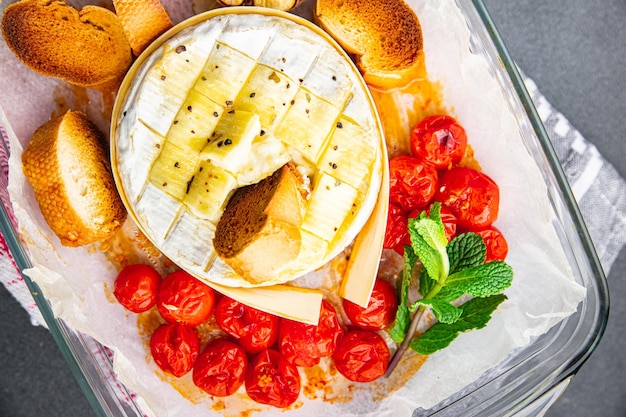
xmin=1 ymin=1 xmax=625 ymax=416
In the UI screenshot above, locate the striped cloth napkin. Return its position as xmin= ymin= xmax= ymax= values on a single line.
xmin=1 ymin=75 xmax=624 ymax=329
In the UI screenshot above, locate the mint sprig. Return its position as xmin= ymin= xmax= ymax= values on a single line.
xmin=385 ymin=203 xmax=513 ymax=377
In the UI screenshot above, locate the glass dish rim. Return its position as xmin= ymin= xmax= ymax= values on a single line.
xmin=0 ymin=0 xmax=610 ymax=416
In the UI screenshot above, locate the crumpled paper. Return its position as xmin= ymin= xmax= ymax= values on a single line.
xmin=0 ymin=0 xmax=586 ymax=415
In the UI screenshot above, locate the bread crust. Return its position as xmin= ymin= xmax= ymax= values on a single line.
xmin=213 ymin=164 xmax=303 ymax=284
xmin=315 ymin=0 xmax=423 ymax=88
xmin=2 ymin=0 xmax=132 ymax=89
xmin=22 ymin=110 xmax=127 ymax=246
xmin=112 ymin=0 xmax=173 ymax=56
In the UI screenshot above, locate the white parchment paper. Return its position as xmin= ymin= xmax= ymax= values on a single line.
xmin=0 ymin=0 xmax=586 ymax=415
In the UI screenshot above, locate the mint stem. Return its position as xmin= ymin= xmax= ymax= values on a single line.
xmin=385 ymin=306 xmax=426 ymax=377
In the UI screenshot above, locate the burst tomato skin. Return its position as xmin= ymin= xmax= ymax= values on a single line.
xmin=278 ymin=300 xmax=344 ymax=367
xmin=193 ymin=339 xmax=248 ymax=397
xmin=215 ymin=296 xmax=279 ymax=354
xmin=245 ymin=349 xmax=301 ymax=408
xmin=410 ymin=115 xmax=468 ymax=169
xmin=332 ymin=330 xmax=390 ymax=383
xmin=434 ymin=167 xmax=500 ymax=230
xmin=150 ymin=323 xmax=200 ymax=377
xmin=389 ymin=155 xmax=438 ymax=212
xmin=156 ymin=270 xmax=215 ymax=326
xmin=474 ymin=226 xmax=509 ymax=262
xmin=383 ymin=203 xmax=411 ymax=255
xmin=343 ymin=279 xmax=398 ymax=331
xmin=113 ymin=264 xmax=161 ymax=313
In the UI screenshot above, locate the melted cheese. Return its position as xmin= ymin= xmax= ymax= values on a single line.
xmin=112 ymin=10 xmax=383 ymax=301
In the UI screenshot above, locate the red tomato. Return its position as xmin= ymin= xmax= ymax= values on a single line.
xmin=113 ymin=264 xmax=161 ymax=313
xmin=156 ymin=270 xmax=215 ymax=326
xmin=343 ymin=279 xmax=397 ymax=331
xmin=150 ymin=323 xmax=200 ymax=377
xmin=434 ymin=167 xmax=500 ymax=230
xmin=278 ymin=300 xmax=344 ymax=367
xmin=332 ymin=330 xmax=389 ymax=383
xmin=383 ymin=203 xmax=411 ymax=255
xmin=215 ymin=296 xmax=279 ymax=354
xmin=410 ymin=115 xmax=467 ymax=169
xmin=474 ymin=226 xmax=509 ymax=262
xmin=193 ymin=339 xmax=248 ymax=397
xmin=245 ymin=349 xmax=301 ymax=408
xmin=389 ymin=155 xmax=438 ymax=212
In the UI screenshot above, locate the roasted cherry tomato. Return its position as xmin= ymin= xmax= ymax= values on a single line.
xmin=193 ymin=339 xmax=248 ymax=397
xmin=245 ymin=349 xmax=301 ymax=408
xmin=150 ymin=323 xmax=200 ymax=377
xmin=389 ymin=155 xmax=438 ymax=212
xmin=215 ymin=296 xmax=279 ymax=354
xmin=156 ymin=270 xmax=215 ymax=326
xmin=332 ymin=330 xmax=389 ymax=383
xmin=474 ymin=226 xmax=509 ymax=262
xmin=113 ymin=264 xmax=161 ymax=313
xmin=278 ymin=300 xmax=344 ymax=367
xmin=383 ymin=203 xmax=411 ymax=255
xmin=434 ymin=167 xmax=499 ymax=230
xmin=410 ymin=115 xmax=467 ymax=169
xmin=343 ymin=279 xmax=398 ymax=331
xmin=409 ymin=203 xmax=458 ymax=242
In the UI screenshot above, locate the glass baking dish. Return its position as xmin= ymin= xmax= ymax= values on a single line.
xmin=0 ymin=0 xmax=609 ymax=416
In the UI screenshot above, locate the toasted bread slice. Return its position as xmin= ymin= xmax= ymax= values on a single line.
xmin=22 ymin=111 xmax=127 ymax=246
xmin=213 ymin=164 xmax=304 ymax=284
xmin=315 ymin=0 xmax=423 ymax=89
xmin=1 ymin=0 xmax=132 ymax=90
xmin=112 ymin=0 xmax=173 ymax=56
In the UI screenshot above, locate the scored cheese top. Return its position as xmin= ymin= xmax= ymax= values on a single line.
xmin=112 ymin=8 xmax=383 ymax=288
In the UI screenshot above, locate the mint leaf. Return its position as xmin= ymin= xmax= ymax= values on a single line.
xmin=389 ymin=246 xmax=418 ymax=343
xmin=445 ymin=261 xmax=514 ymax=298
xmin=408 ymin=216 xmax=449 ymax=282
xmin=414 ymin=299 xmax=462 ymax=324
xmin=418 ymin=267 xmax=436 ymax=297
xmin=430 ymin=285 xmax=465 ymax=303
xmin=447 ymin=232 xmax=486 ymax=274
xmin=426 ymin=202 xmax=442 ymax=224
xmin=410 ymin=294 xmax=507 ymax=355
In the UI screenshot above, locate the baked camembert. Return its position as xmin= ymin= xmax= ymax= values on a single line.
xmin=112 ymin=8 xmax=383 ymax=288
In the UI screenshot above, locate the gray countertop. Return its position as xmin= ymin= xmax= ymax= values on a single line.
xmin=1 ymin=1 xmax=625 ymax=416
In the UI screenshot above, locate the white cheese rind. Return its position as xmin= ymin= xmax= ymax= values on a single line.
xmin=113 ymin=11 xmax=382 ymax=289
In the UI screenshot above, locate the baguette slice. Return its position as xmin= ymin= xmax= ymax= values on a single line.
xmin=112 ymin=0 xmax=173 ymax=56
xmin=22 ymin=111 xmax=127 ymax=246
xmin=315 ymin=0 xmax=423 ymax=89
xmin=1 ymin=0 xmax=132 ymax=89
xmin=213 ymin=164 xmax=304 ymax=285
